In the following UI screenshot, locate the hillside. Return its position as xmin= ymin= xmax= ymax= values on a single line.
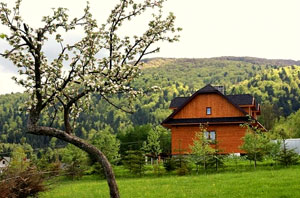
xmin=1 ymin=57 xmax=300 ymax=147
xmin=230 ymin=65 xmax=300 ymax=116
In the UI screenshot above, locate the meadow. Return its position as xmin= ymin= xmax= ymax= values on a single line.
xmin=40 ymin=164 xmax=300 ymax=198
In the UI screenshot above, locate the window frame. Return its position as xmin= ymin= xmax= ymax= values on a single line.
xmin=204 ymin=130 xmax=216 ymax=143
xmin=206 ymin=107 xmax=212 ymax=115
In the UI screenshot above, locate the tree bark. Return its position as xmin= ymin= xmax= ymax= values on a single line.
xmin=27 ymin=116 xmax=120 ymax=198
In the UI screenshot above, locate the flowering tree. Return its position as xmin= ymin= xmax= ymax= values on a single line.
xmin=0 ymin=0 xmax=180 ymax=197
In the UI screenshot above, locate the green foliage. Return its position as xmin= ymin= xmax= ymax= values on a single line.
xmin=0 ymin=33 xmax=6 ymax=39
xmin=189 ymin=125 xmax=215 ymax=173
xmin=118 ymin=125 xmax=151 ymax=155
xmin=163 ymin=157 xmax=177 ymax=172
xmin=0 ymin=57 xmax=295 ymax=148
xmin=8 ymin=146 xmax=30 ymax=173
xmin=272 ymin=109 xmax=300 ymax=138
xmin=142 ymin=128 xmax=161 ymax=158
xmin=173 ymin=156 xmax=193 ymax=176
xmin=271 ymin=129 xmax=299 ymax=166
xmin=61 ymin=144 xmax=88 ymax=180
xmin=240 ymin=124 xmax=275 ymax=168
xmin=231 ymin=66 xmax=300 ymax=117
xmin=275 ymin=143 xmax=299 ymax=166
xmin=89 ymin=130 xmax=120 ymax=164
xmin=122 ymin=150 xmax=145 ymax=176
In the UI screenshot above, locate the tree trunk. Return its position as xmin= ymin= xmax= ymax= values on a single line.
xmin=27 ymin=122 xmax=120 ymax=198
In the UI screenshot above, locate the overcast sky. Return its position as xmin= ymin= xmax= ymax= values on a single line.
xmin=1 ymin=0 xmax=300 ymax=94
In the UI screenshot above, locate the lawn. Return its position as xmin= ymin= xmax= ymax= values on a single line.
xmin=40 ymin=166 xmax=300 ymax=198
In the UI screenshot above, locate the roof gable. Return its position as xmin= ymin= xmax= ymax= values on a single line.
xmin=162 ymin=84 xmax=248 ymax=124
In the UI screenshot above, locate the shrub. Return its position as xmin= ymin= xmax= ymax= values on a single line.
xmin=163 ymin=157 xmax=177 ymax=172
xmin=276 ymin=148 xmax=299 ymax=166
xmin=0 ymin=166 xmax=46 ymax=198
xmin=123 ymin=150 xmax=145 ymax=176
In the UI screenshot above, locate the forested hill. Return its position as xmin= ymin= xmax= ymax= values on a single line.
xmin=1 ymin=57 xmax=300 ymax=147
xmin=230 ymin=65 xmax=300 ymax=116
xmin=139 ymin=57 xmax=296 ymax=90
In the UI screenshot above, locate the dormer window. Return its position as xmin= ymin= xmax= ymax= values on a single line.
xmin=206 ymin=107 xmax=211 ymax=115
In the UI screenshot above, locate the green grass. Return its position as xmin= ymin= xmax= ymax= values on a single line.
xmin=40 ymin=165 xmax=300 ymax=198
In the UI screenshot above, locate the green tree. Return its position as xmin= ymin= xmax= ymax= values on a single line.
xmin=189 ymin=125 xmax=215 ymax=174
xmin=122 ymin=150 xmax=145 ymax=176
xmin=142 ymin=128 xmax=161 ymax=163
xmin=61 ymin=144 xmax=88 ymax=180
xmin=240 ymin=124 xmax=273 ymax=169
xmin=274 ymin=129 xmax=299 ymax=166
xmin=0 ymin=0 xmax=180 ymax=197
xmin=89 ymin=130 xmax=120 ymax=164
xmin=8 ymin=146 xmax=29 ymax=174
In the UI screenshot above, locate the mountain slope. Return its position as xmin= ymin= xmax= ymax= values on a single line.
xmin=1 ymin=57 xmax=300 ymax=147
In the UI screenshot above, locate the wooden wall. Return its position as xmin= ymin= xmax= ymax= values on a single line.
xmin=171 ymin=124 xmax=247 ymax=154
xmin=173 ymin=93 xmax=244 ymax=119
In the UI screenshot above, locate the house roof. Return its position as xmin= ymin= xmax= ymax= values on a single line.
xmin=163 ymin=117 xmax=249 ymax=125
xmin=226 ymin=94 xmax=253 ymax=106
xmin=170 ymin=94 xmax=254 ymax=109
xmin=0 ymin=157 xmax=11 ymax=163
xmin=169 ymin=97 xmax=188 ymax=108
xmin=163 ymin=84 xmax=249 ymax=125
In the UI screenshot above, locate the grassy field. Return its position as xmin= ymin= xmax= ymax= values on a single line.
xmin=40 ymin=165 xmax=300 ymax=198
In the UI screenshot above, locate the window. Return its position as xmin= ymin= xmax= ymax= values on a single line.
xmin=2 ymin=161 xmax=5 ymax=165
xmin=204 ymin=131 xmax=216 ymax=142
xmin=206 ymin=107 xmax=211 ymax=115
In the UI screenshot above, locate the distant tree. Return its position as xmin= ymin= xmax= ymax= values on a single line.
xmin=118 ymin=124 xmax=152 ymax=155
xmin=142 ymin=128 xmax=161 ymax=163
xmin=0 ymin=0 xmax=180 ymax=197
xmin=61 ymin=144 xmax=88 ymax=180
xmin=258 ymin=103 xmax=280 ymax=130
xmin=89 ymin=130 xmax=120 ymax=176
xmin=89 ymin=130 xmax=120 ymax=165
xmin=7 ymin=146 xmax=29 ymax=174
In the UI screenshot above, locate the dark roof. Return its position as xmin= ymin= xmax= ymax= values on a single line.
xmin=170 ymin=93 xmax=254 ymax=109
xmin=226 ymin=94 xmax=253 ymax=106
xmin=196 ymin=84 xmax=218 ymax=93
xmin=169 ymin=97 xmax=188 ymax=108
xmin=163 ymin=84 xmax=248 ymax=125
xmin=163 ymin=117 xmax=250 ymax=125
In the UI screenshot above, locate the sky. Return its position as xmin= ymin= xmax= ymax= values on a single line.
xmin=1 ymin=0 xmax=300 ymax=94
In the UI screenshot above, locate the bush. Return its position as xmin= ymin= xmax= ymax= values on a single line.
xmin=163 ymin=157 xmax=177 ymax=172
xmin=153 ymin=163 xmax=166 ymax=176
xmin=123 ymin=150 xmax=145 ymax=176
xmin=174 ymin=156 xmax=192 ymax=176
xmin=176 ymin=166 xmax=189 ymax=176
xmin=276 ymin=148 xmax=299 ymax=166
xmin=0 ymin=166 xmax=46 ymax=198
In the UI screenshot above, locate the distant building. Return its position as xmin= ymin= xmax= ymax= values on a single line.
xmin=162 ymin=84 xmax=265 ymax=155
xmin=0 ymin=157 xmax=11 ymax=173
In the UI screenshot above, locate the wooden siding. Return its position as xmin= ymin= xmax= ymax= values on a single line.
xmin=173 ymin=93 xmax=244 ymax=119
xmin=171 ymin=124 xmax=247 ymax=154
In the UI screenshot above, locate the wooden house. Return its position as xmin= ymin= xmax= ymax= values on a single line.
xmin=162 ymin=84 xmax=265 ymax=155
xmin=0 ymin=157 xmax=11 ymax=173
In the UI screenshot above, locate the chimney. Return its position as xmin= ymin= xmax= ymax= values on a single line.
xmin=214 ymin=85 xmax=226 ymax=95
